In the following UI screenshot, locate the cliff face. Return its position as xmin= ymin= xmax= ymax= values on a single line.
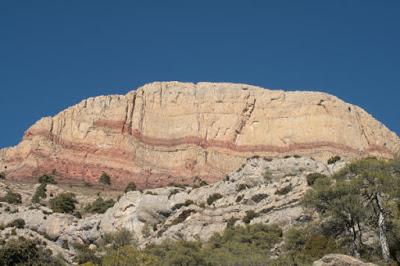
xmin=0 ymin=81 xmax=399 ymax=187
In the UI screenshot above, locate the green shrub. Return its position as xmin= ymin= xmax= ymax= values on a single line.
xmin=306 ymin=173 xmax=327 ymax=186
xmin=7 ymin=218 xmax=25 ymax=229
xmin=275 ymin=184 xmax=292 ymax=195
xmin=32 ymin=183 xmax=47 ymax=203
xmin=38 ymin=174 xmax=56 ymax=184
xmin=226 ymin=217 xmax=239 ymax=228
xmin=236 ymin=195 xmax=244 ymax=202
xmin=84 ymin=197 xmax=115 ymax=214
xmin=99 ymin=172 xmax=111 ymax=185
xmin=280 ymin=225 xmax=342 ymax=265
xmin=102 ymin=245 xmax=159 ymax=266
xmin=146 ymin=240 xmax=205 ymax=266
xmin=251 ymin=193 xmax=269 ymax=203
xmin=49 ymin=192 xmax=77 ymax=214
xmin=207 ymin=193 xmax=223 ymax=205
xmin=327 ymin=155 xmax=341 ymax=164
xmin=243 ymin=210 xmax=258 ymax=224
xmin=103 ymin=228 xmax=135 ymax=249
xmin=0 ymin=190 xmax=22 ymax=204
xmin=0 ymin=237 xmax=65 ymax=266
xmin=73 ymin=243 xmax=100 ymax=265
xmin=171 ymin=209 xmax=196 ymax=225
xmin=124 ymin=181 xmax=137 ymax=193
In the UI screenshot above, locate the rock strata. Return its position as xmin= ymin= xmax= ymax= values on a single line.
xmin=1 ymin=82 xmax=398 ymax=187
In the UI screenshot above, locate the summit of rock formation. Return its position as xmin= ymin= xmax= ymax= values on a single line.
xmin=0 ymin=81 xmax=399 ymax=187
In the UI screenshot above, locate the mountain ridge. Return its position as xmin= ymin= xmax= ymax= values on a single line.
xmin=1 ymin=81 xmax=399 ymax=188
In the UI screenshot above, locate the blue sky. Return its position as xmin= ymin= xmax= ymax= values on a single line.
xmin=0 ymin=1 xmax=399 ymax=148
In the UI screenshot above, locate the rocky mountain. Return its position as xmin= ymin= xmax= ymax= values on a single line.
xmin=1 ymin=82 xmax=399 ymax=188
xmin=0 ymin=156 xmax=341 ymax=263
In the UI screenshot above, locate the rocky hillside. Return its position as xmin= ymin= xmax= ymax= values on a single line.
xmin=1 ymin=82 xmax=399 ymax=187
xmin=0 ymin=156 xmax=339 ymax=263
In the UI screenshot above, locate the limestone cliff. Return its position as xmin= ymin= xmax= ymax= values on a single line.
xmin=0 ymin=81 xmax=399 ymax=187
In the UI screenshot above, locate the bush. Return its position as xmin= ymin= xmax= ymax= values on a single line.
xmin=207 ymin=193 xmax=223 ymax=205
xmin=124 ymin=181 xmax=137 ymax=193
xmin=306 ymin=173 xmax=327 ymax=186
xmin=280 ymin=225 xmax=342 ymax=265
xmin=275 ymin=184 xmax=292 ymax=195
xmin=49 ymin=192 xmax=77 ymax=214
xmin=0 ymin=191 xmax=22 ymax=204
xmin=38 ymin=174 xmax=56 ymax=184
xmin=99 ymin=172 xmax=111 ymax=185
xmin=243 ymin=210 xmax=258 ymax=224
xmin=226 ymin=217 xmax=239 ymax=228
xmin=84 ymin=197 xmax=115 ymax=214
xmin=251 ymin=193 xmax=269 ymax=203
xmin=327 ymin=155 xmax=341 ymax=164
xmin=103 ymin=228 xmax=135 ymax=249
xmin=7 ymin=218 xmax=25 ymax=229
xmin=0 ymin=237 xmax=65 ymax=266
xmin=102 ymin=245 xmax=159 ymax=266
xmin=73 ymin=243 xmax=100 ymax=265
xmin=0 ymin=172 xmax=5 ymax=180
xmin=171 ymin=209 xmax=196 ymax=225
xmin=32 ymin=183 xmax=47 ymax=203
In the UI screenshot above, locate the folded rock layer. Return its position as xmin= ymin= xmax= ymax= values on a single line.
xmin=0 ymin=82 xmax=399 ymax=187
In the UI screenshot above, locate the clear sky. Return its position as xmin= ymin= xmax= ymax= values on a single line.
xmin=0 ymin=1 xmax=399 ymax=148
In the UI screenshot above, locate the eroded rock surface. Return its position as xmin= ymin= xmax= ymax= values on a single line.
xmin=1 ymin=82 xmax=398 ymax=187
xmin=313 ymin=254 xmax=377 ymax=266
xmin=0 ymin=157 xmax=341 ymax=257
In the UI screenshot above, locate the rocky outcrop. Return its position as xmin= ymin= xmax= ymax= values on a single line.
xmin=0 ymin=156 xmax=340 ymax=253
xmin=313 ymin=254 xmax=377 ymax=266
xmin=1 ymin=82 xmax=399 ymax=187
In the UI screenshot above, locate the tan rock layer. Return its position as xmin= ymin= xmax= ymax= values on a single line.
xmin=0 ymin=82 xmax=399 ymax=188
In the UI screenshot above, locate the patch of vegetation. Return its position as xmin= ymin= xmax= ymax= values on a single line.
xmin=0 ymin=190 xmax=22 ymax=204
xmin=168 ymin=182 xmax=187 ymax=189
xmin=172 ymin=200 xmax=195 ymax=210
xmin=84 ymin=197 xmax=115 ymax=214
xmin=263 ymin=170 xmax=273 ymax=183
xmin=243 ymin=210 xmax=259 ymax=224
xmin=251 ymin=193 xmax=269 ymax=203
xmin=171 ymin=209 xmax=196 ymax=225
xmin=207 ymin=193 xmax=223 ymax=205
xmin=102 ymin=245 xmax=159 ymax=266
xmin=306 ymin=172 xmax=327 ymax=186
xmin=7 ymin=218 xmax=25 ymax=229
xmin=32 ymin=183 xmax=47 ymax=203
xmin=303 ymin=157 xmax=400 ymax=263
xmin=327 ymin=155 xmax=341 ymax=164
xmin=73 ymin=242 xmax=100 ymax=265
xmin=99 ymin=172 xmax=111 ymax=186
xmin=275 ymin=183 xmax=292 ymax=195
xmin=124 ymin=181 xmax=137 ymax=193
xmin=226 ymin=217 xmax=239 ymax=228
xmin=0 ymin=172 xmax=5 ymax=180
xmin=49 ymin=192 xmax=77 ymax=214
xmin=38 ymin=174 xmax=56 ymax=184
xmin=102 ymin=228 xmax=135 ymax=249
xmin=235 ymin=195 xmax=244 ymax=203
xmin=0 ymin=237 xmax=65 ymax=266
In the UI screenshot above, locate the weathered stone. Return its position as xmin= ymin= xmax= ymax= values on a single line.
xmin=0 ymin=82 xmax=398 ymax=188
xmin=313 ymin=254 xmax=377 ymax=266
